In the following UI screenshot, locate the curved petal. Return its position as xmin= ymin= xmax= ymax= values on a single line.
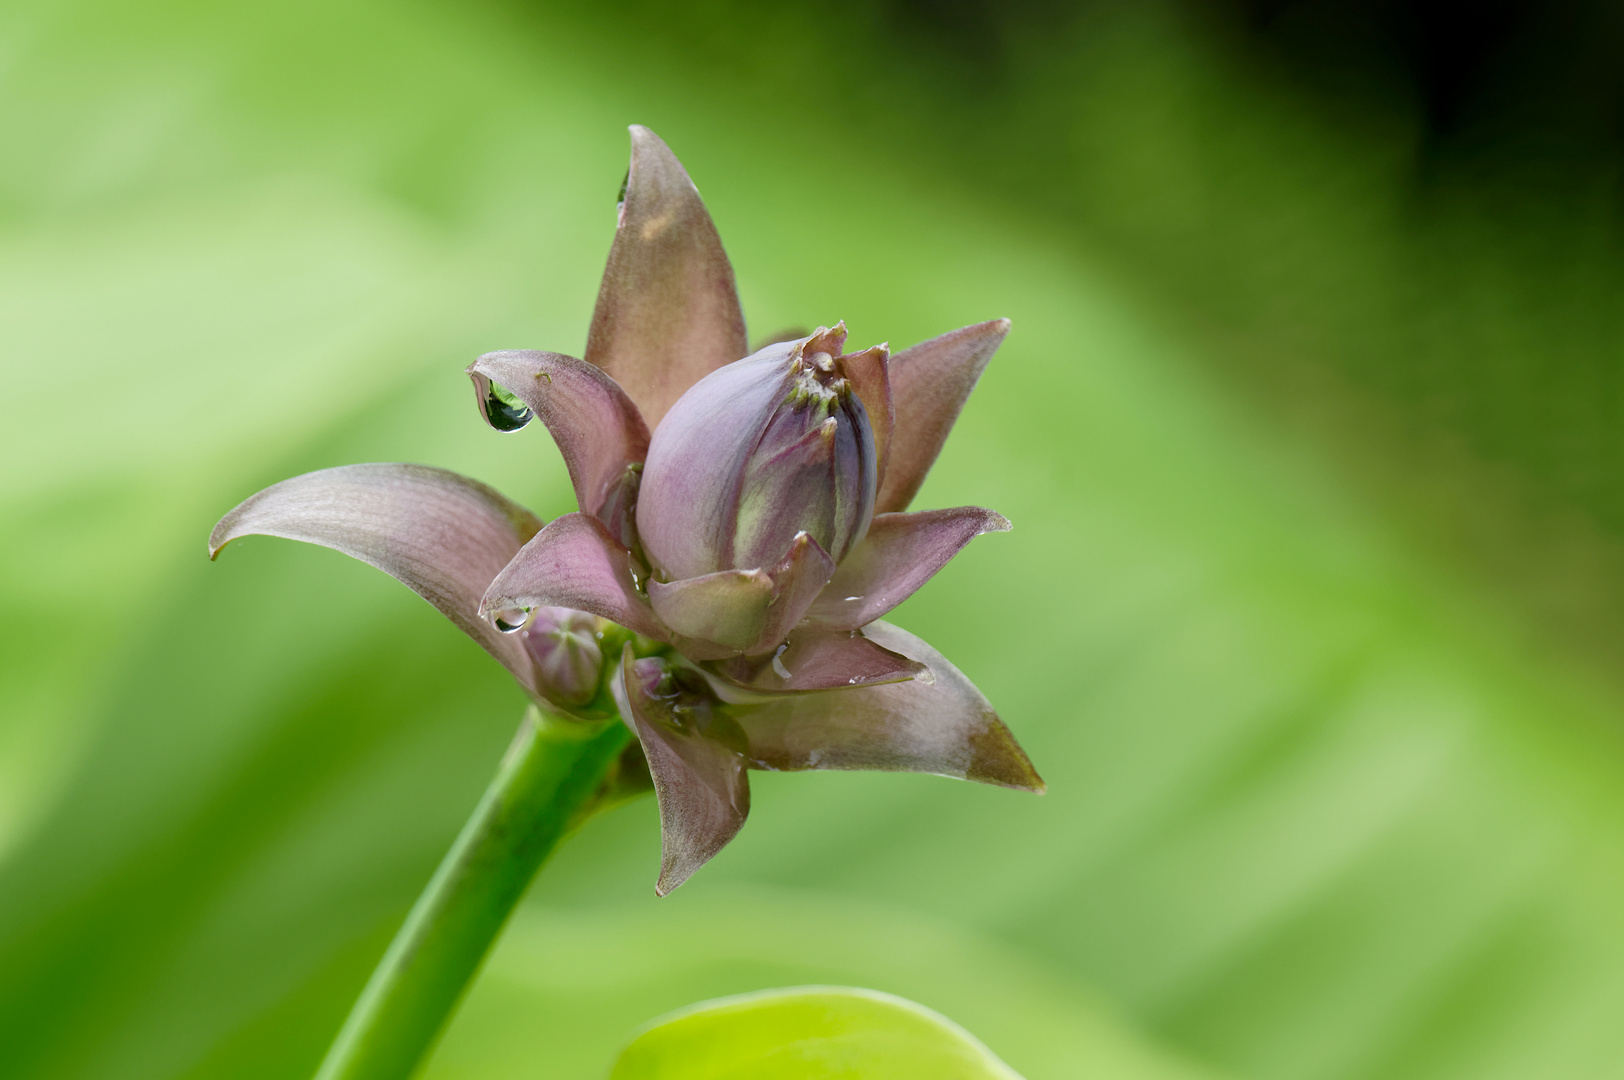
xmin=482 ymin=512 xmax=665 ymax=640
xmin=710 ymin=626 xmax=925 ymax=693
xmin=734 ymin=621 xmax=1043 ymax=791
xmin=839 ymin=343 xmax=893 ymax=492
xmin=648 ymin=532 xmax=837 ymax=660
xmin=636 ymin=347 xmax=794 ymax=580
xmin=755 ymin=531 xmax=837 ymax=649
xmin=648 ymin=569 xmax=773 ymax=653
xmin=210 ymin=463 xmax=542 ymax=693
xmin=468 ymin=350 xmax=649 ymax=544
xmin=806 ymin=507 xmax=1011 ymax=631
xmin=618 ymin=649 xmax=751 ymax=895
xmin=585 ymin=125 xmax=748 ymax=428
xmin=877 ymin=319 xmax=1009 ymax=514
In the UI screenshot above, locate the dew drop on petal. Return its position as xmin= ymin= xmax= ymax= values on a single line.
xmin=484 ymin=381 xmax=534 ymax=432
xmin=492 ymin=606 xmax=531 ymax=633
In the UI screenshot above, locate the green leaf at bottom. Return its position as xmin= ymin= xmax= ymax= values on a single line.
xmin=609 ymin=986 xmax=1024 ymax=1080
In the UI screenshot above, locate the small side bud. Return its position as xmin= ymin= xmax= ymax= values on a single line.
xmin=523 ymin=606 xmax=605 ymax=709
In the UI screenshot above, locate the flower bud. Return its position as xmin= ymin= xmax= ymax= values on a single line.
xmin=636 ymin=326 xmax=877 ymax=581
xmin=522 ymin=606 xmax=604 ymax=709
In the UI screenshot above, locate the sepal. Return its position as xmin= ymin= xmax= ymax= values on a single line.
xmin=585 ymin=125 xmax=749 ymax=428
xmin=209 ymin=463 xmax=544 ymax=695
xmin=735 ymin=621 xmax=1042 ymax=791
xmin=482 ymin=512 xmax=665 ymax=641
xmin=806 ymin=507 xmax=1011 ymax=631
xmin=877 ymin=319 xmax=1009 ymax=513
xmin=617 ymin=647 xmax=751 ymax=895
xmin=468 ymin=349 xmax=649 ymax=546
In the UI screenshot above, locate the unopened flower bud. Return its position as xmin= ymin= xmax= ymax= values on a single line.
xmin=523 ymin=606 xmax=604 ymax=709
xmin=636 ymin=325 xmax=877 ymax=580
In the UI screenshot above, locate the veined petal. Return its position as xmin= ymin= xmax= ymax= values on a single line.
xmin=618 ymin=649 xmax=751 ymax=895
xmin=735 ymin=621 xmax=1043 ymax=791
xmin=710 ymin=626 xmax=925 ymax=693
xmin=585 ymin=125 xmax=748 ymax=428
xmin=876 ymin=319 xmax=1009 ymax=514
xmin=482 ymin=512 xmax=664 ymax=640
xmin=468 ymin=350 xmax=649 ymax=544
xmin=649 ymin=569 xmax=773 ymax=654
xmin=209 ymin=463 xmax=542 ymax=693
xmin=806 ymin=507 xmax=1011 ymax=631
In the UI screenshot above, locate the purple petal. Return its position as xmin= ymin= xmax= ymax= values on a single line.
xmin=876 ymin=319 xmax=1009 ymax=514
xmin=647 ymin=532 xmax=837 ymax=660
xmin=210 ymin=464 xmax=542 ymax=693
xmin=839 ymin=343 xmax=893 ymax=493
xmin=636 ymin=347 xmax=794 ymax=580
xmin=755 ymin=531 xmax=838 ymax=651
xmin=482 ymin=512 xmax=665 ymax=640
xmin=618 ymin=648 xmax=751 ymax=895
xmin=648 ymin=569 xmax=773 ymax=653
xmin=710 ymin=626 xmax=925 ymax=693
xmin=735 ymin=621 xmax=1043 ymax=791
xmin=468 ymin=350 xmax=649 ymax=544
xmin=584 ymin=126 xmax=749 ymax=428
xmin=806 ymin=507 xmax=1011 ymax=631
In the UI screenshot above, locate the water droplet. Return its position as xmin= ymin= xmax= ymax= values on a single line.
xmin=484 ymin=381 xmax=533 ymax=432
xmin=492 ymin=607 xmax=531 ymax=633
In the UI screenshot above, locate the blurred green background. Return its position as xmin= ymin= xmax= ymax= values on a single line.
xmin=5 ymin=0 xmax=1624 ymax=1077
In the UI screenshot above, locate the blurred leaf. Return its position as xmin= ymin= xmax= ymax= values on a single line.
xmin=426 ymin=888 xmax=1219 ymax=1080
xmin=608 ymin=986 xmax=1023 ymax=1080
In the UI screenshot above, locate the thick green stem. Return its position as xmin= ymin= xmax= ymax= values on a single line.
xmin=314 ymin=705 xmax=632 ymax=1080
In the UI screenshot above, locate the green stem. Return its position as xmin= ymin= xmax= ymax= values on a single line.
xmin=314 ymin=705 xmax=632 ymax=1080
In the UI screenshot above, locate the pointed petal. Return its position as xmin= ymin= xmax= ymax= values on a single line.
xmin=755 ymin=531 xmax=837 ymax=650
xmin=482 ymin=512 xmax=665 ymax=640
xmin=468 ymin=350 xmax=649 ymax=543
xmin=876 ymin=319 xmax=1009 ymax=514
xmin=647 ymin=532 xmax=837 ymax=659
xmin=618 ymin=648 xmax=750 ymax=895
xmin=585 ymin=126 xmax=748 ymax=428
xmin=648 ymin=569 xmax=773 ymax=653
xmin=735 ymin=621 xmax=1043 ymax=791
xmin=210 ymin=464 xmax=542 ymax=692
xmin=839 ymin=343 xmax=893 ymax=492
xmin=806 ymin=507 xmax=1011 ymax=631
xmin=710 ymin=626 xmax=925 ymax=693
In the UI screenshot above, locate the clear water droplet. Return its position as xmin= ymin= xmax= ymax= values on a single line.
xmin=484 ymin=381 xmax=533 ymax=432
xmin=492 ymin=606 xmax=531 ymax=633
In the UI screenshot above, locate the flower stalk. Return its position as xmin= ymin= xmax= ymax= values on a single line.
xmin=312 ymin=707 xmax=632 ymax=1080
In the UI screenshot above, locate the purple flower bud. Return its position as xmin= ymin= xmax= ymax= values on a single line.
xmin=636 ymin=325 xmax=878 ymax=581
xmin=522 ymin=606 xmax=604 ymax=709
